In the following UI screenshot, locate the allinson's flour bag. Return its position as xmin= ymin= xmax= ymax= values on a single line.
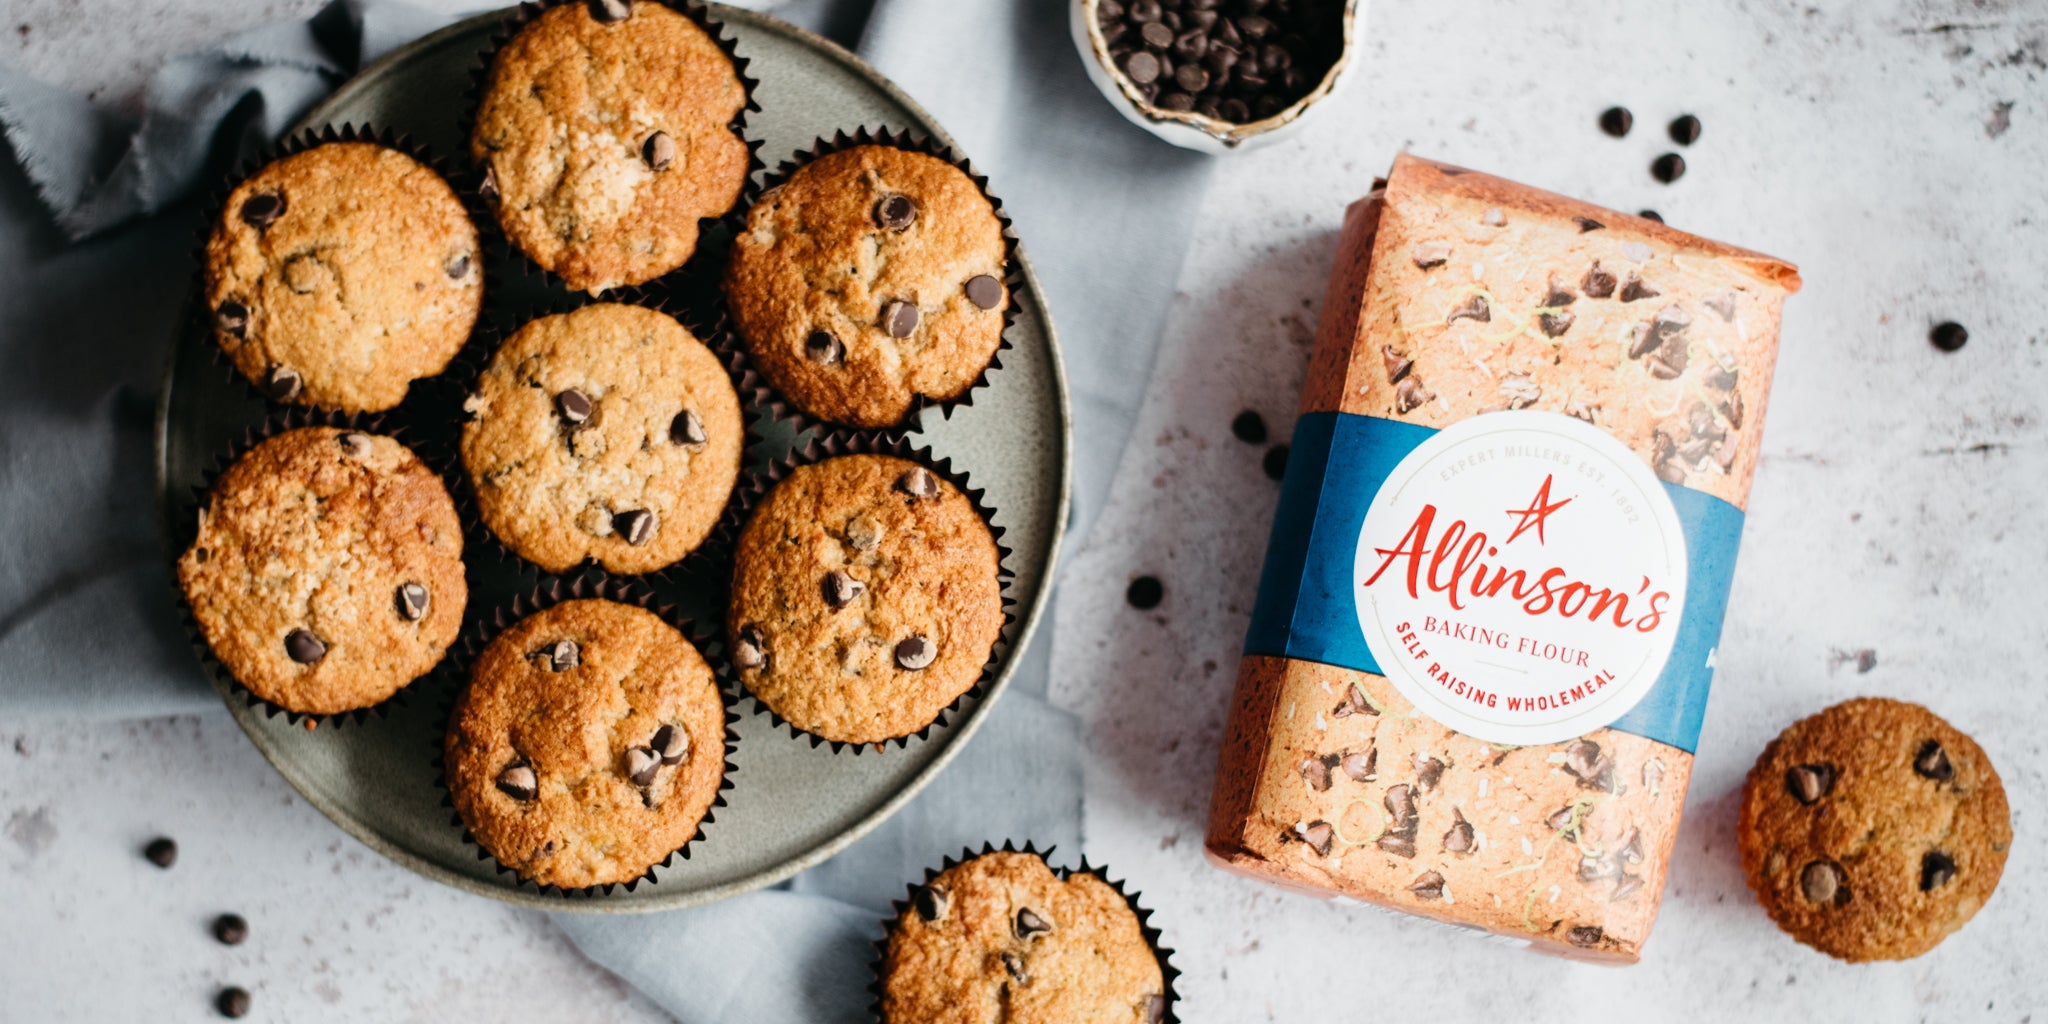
xmin=1205 ymin=154 xmax=1801 ymax=961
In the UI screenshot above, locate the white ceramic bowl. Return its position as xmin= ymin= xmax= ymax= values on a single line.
xmin=1070 ymin=0 xmax=1363 ymax=154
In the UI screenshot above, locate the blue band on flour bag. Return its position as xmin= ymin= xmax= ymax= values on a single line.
xmin=1243 ymin=411 xmax=1745 ymax=753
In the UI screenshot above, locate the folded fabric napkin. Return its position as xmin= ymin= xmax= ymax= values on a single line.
xmin=0 ymin=0 xmax=1214 ymax=1020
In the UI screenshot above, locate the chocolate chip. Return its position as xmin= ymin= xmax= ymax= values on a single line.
xmin=895 ymin=635 xmax=935 ymax=670
xmin=1099 ymin=0 xmax=1127 ymax=20
xmin=144 ymin=837 xmax=178 ymax=868
xmin=262 ymin=364 xmax=302 ymax=402
xmin=1411 ymin=243 xmax=1450 ymax=270
xmin=1158 ymin=91 xmax=1197 ymax=112
xmin=805 ymin=330 xmax=844 ymax=365
xmin=1618 ymin=273 xmax=1660 ymax=303
xmin=913 ymin=882 xmax=949 ymax=921
xmin=1612 ymin=873 xmax=1645 ymax=901
xmin=625 ymin=746 xmax=661 ymax=787
xmin=546 ymin=639 xmax=580 ymax=672
xmin=613 ymin=508 xmax=655 ymax=546
xmin=240 ymin=192 xmax=285 ymax=230
xmin=1566 ymin=925 xmax=1603 ymax=948
xmin=1930 ymin=321 xmax=1968 ymax=352
xmin=642 ymin=130 xmax=676 ymax=171
xmin=1414 ymin=754 xmax=1445 ymax=792
xmin=882 ymin=300 xmax=919 ymax=338
xmin=1627 ymin=324 xmax=1660 ymax=360
xmin=1446 ymin=294 xmax=1490 ymax=325
xmin=1573 ymin=216 xmax=1605 ymax=233
xmin=1014 ymin=907 xmax=1053 ymax=940
xmin=1668 ymin=114 xmax=1702 ymax=146
xmin=1129 ymin=0 xmax=1162 ymax=22
xmin=1376 ymin=830 xmax=1416 ymax=859
xmin=670 ymin=410 xmax=707 ymax=448
xmin=1542 ymin=277 xmax=1578 ymax=309
xmin=1219 ymin=97 xmax=1250 ymax=122
xmin=897 ymin=467 xmax=940 ymax=500
xmin=1341 ymin=748 xmax=1376 ymax=782
xmin=284 ymin=629 xmax=326 ymax=664
xmin=1145 ymin=994 xmax=1168 ymax=1024
xmin=1140 ymin=20 xmax=1175 ymax=49
xmin=1393 ymin=376 xmax=1434 ymax=415
xmin=1173 ymin=28 xmax=1208 ymax=61
xmin=1443 ymin=813 xmax=1475 ymax=855
xmin=1538 ymin=311 xmax=1575 ymax=338
xmin=587 ymin=0 xmax=630 ymax=23
xmin=1231 ymin=410 xmax=1268 ymax=444
xmin=216 ymin=301 xmax=249 ymax=341
xmin=337 ymin=432 xmax=371 ymax=458
xmin=496 ymin=763 xmax=537 ymax=800
xmin=1262 ymin=443 xmax=1288 ymax=481
xmin=1800 ymin=860 xmax=1844 ymax=904
xmin=1785 ymin=764 xmax=1834 ymax=805
xmin=395 ymin=582 xmax=429 ymax=622
xmin=1703 ymin=292 xmax=1737 ymax=322
xmin=734 ymin=626 xmax=766 ymax=670
xmin=1299 ymin=756 xmax=1333 ymax=792
xmin=874 ymin=194 xmax=917 ymax=231
xmin=1914 ymin=740 xmax=1954 ymax=783
xmin=1382 ymin=345 xmax=1413 ymax=384
xmin=1921 ymin=850 xmax=1957 ymax=891
xmin=1174 ymin=62 xmax=1210 ymax=92
xmin=1651 ymin=153 xmax=1687 ymax=183
xmin=1578 ymin=854 xmax=1619 ymax=882
xmin=1384 ymin=784 xmax=1418 ymax=829
xmin=1582 ymin=262 xmax=1617 ymax=299
xmin=1124 ymin=50 xmax=1162 ymax=85
xmin=212 ymin=913 xmax=248 ymax=946
xmin=1126 ymin=575 xmax=1164 ymax=609
xmin=556 ymin=388 xmax=592 ymax=424
xmin=823 ymin=571 xmax=866 ymax=609
xmin=1639 ymin=209 xmax=1664 ymax=223
xmin=216 ymin=986 xmax=252 ymax=1019
xmin=480 ymin=165 xmax=500 ymax=203
xmin=1408 ymin=870 xmax=1445 ymax=899
xmin=1599 ymin=106 xmax=1633 ymax=137
xmin=965 ymin=274 xmax=1003 ymax=310
xmin=1546 ymin=803 xmax=1579 ymax=836
xmin=1298 ymin=820 xmax=1335 ymax=856
xmin=446 ymin=253 xmax=472 ymax=280
xmin=1001 ymin=951 xmax=1028 ymax=983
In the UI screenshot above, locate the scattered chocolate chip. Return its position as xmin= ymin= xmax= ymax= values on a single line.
xmin=965 ymin=274 xmax=1003 ymax=310
xmin=144 ymin=837 xmax=178 ymax=868
xmin=1618 ymin=273 xmax=1660 ymax=303
xmin=1546 ymin=804 xmax=1579 ymax=836
xmin=1611 ymin=873 xmax=1645 ymax=901
xmin=496 ymin=763 xmax=537 ymax=800
xmin=1785 ymin=764 xmax=1834 ymax=805
xmin=284 ymin=629 xmax=326 ymax=664
xmin=1800 ymin=860 xmax=1844 ymax=904
xmin=1566 ymin=925 xmax=1603 ymax=948
xmin=1341 ymin=748 xmax=1376 ymax=782
xmin=733 ymin=626 xmax=765 ymax=670
xmin=216 ymin=986 xmax=252 ymax=1019
xmin=1578 ymin=854 xmax=1618 ymax=883
xmin=1408 ymin=870 xmax=1445 ymax=899
xmin=446 ymin=253 xmax=472 ymax=280
xmin=805 ymin=330 xmax=844 ymax=365
xmin=240 ymin=192 xmax=285 ymax=230
xmin=212 ymin=913 xmax=248 ymax=946
xmin=337 ymin=432 xmax=371 ymax=458
xmin=1174 ymin=62 xmax=1210 ymax=92
xmin=1668 ymin=114 xmax=1702 ymax=146
xmin=215 ymin=301 xmax=249 ymax=341
xmin=642 ymin=130 xmax=675 ymax=171
xmin=1376 ymin=830 xmax=1416 ymax=859
xmin=823 ymin=571 xmax=867 ymax=609
xmin=1410 ymin=243 xmax=1450 ymax=270
xmin=1446 ymin=294 xmax=1489 ymax=325
xmin=1231 ymin=410 xmax=1268 ymax=444
xmin=1124 ymin=50 xmax=1162 ymax=85
xmin=1930 ymin=321 xmax=1968 ymax=352
xmin=546 ymin=639 xmax=580 ymax=672
xmin=1627 ymin=324 xmax=1660 ymax=360
xmin=1381 ymin=345 xmax=1413 ymax=384
xmin=1651 ymin=153 xmax=1686 ymax=184
xmin=1298 ymin=820 xmax=1335 ymax=856
xmin=1126 ymin=575 xmax=1164 ymax=610
xmin=613 ymin=508 xmax=655 ymax=546
xmin=1262 ymin=443 xmax=1288 ymax=481
xmin=1565 ymin=740 xmax=1603 ymax=779
xmin=1573 ymin=216 xmax=1605 ymax=233
xmin=1414 ymin=754 xmax=1445 ymax=792
xmin=1444 ymin=813 xmax=1475 ymax=854
xmin=625 ymin=746 xmax=661 ymax=787
xmin=1001 ymin=951 xmax=1028 ymax=983
xmin=1299 ymin=756 xmax=1333 ymax=792
xmin=914 ymin=883 xmax=949 ymax=921
xmin=1014 ymin=907 xmax=1053 ymax=940
xmin=395 ymin=582 xmax=429 ymax=622
xmin=1914 ymin=740 xmax=1954 ymax=783
xmin=1638 ymin=209 xmax=1664 ymax=223
xmin=670 ymin=410 xmax=707 ymax=448
xmin=262 ymin=364 xmax=301 ymax=402
xmin=897 ymin=466 xmax=940 ymax=500
xmin=1384 ymin=784 xmax=1418 ymax=829
xmin=588 ymin=0 xmax=630 ymax=23
xmin=1599 ymin=106 xmax=1633 ymax=137
xmin=1393 ymin=376 xmax=1434 ymax=415
xmin=1155 ymin=90 xmax=1197 ymax=112
xmin=1703 ymin=292 xmax=1737 ymax=322
xmin=1538 ymin=311 xmax=1575 ymax=338
xmin=1582 ymin=261 xmax=1617 ymax=299
xmin=895 ymin=635 xmax=936 ymax=670
xmin=1920 ymin=850 xmax=1957 ymax=891
xmin=882 ymin=300 xmax=919 ymax=338
xmin=556 ymin=388 xmax=592 ymax=424
xmin=1141 ymin=20 xmax=1175 ymax=49
xmin=874 ymin=194 xmax=917 ymax=231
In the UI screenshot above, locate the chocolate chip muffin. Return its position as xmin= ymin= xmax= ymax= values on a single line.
xmin=204 ymin=140 xmax=482 ymax=413
xmin=1738 ymin=697 xmax=2011 ymax=961
xmin=177 ymin=427 xmax=466 ymax=717
xmin=473 ymin=0 xmax=750 ymax=294
xmin=728 ymin=454 xmax=1003 ymax=746
xmin=881 ymin=850 xmax=1167 ymax=1024
xmin=725 ymin=142 xmax=1009 ymax=428
xmin=444 ymin=598 xmax=727 ymax=890
xmin=461 ymin=303 xmax=744 ymax=575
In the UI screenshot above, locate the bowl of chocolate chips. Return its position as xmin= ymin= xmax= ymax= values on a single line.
xmin=1072 ymin=0 xmax=1360 ymax=152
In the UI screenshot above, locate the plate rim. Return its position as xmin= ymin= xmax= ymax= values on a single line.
xmin=152 ymin=2 xmax=1074 ymax=914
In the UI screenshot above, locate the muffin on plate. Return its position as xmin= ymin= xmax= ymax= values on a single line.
xmin=725 ymin=141 xmax=1009 ymax=428
xmin=177 ymin=426 xmax=466 ymax=717
xmin=204 ymin=139 xmax=482 ymax=412
xmin=472 ymin=0 xmax=751 ymax=293
xmin=444 ymin=597 xmax=728 ymax=890
xmin=727 ymin=452 xmax=1003 ymax=747
xmin=461 ymin=302 xmax=744 ymax=575
xmin=879 ymin=849 xmax=1169 ymax=1024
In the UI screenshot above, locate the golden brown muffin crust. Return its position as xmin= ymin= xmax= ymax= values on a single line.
xmin=883 ymin=852 xmax=1165 ymax=1024
xmin=725 ymin=145 xmax=1008 ymax=428
xmin=445 ymin=599 xmax=727 ymax=889
xmin=177 ymin=427 xmax=466 ymax=716
xmin=728 ymin=454 xmax=1003 ymax=745
xmin=473 ymin=1 xmax=750 ymax=293
xmin=204 ymin=142 xmax=482 ymax=413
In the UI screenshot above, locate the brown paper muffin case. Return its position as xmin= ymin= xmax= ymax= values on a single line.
xmin=430 ymin=572 xmax=740 ymax=897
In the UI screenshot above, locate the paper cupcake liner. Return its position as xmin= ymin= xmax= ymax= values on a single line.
xmin=430 ymin=571 xmax=741 ymax=897
xmin=169 ymin=408 xmax=464 ymax=730
xmin=459 ymin=0 xmax=765 ymax=299
xmin=867 ymin=840 xmax=1181 ymax=1024
xmin=715 ymin=432 xmax=1016 ymax=754
xmin=192 ymin=122 xmax=490 ymax=416
xmin=724 ymin=127 xmax=1022 ymax=436
xmin=445 ymin=294 xmax=771 ymax=584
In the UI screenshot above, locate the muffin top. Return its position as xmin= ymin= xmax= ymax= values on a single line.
xmin=883 ymin=851 xmax=1167 ymax=1024
xmin=728 ymin=454 xmax=1003 ymax=746
xmin=445 ymin=598 xmax=727 ymax=890
xmin=177 ymin=427 xmax=466 ymax=716
xmin=1738 ymin=697 xmax=2011 ymax=961
xmin=461 ymin=303 xmax=744 ymax=575
xmin=204 ymin=141 xmax=482 ymax=412
xmin=473 ymin=0 xmax=750 ymax=293
xmin=725 ymin=144 xmax=1009 ymax=428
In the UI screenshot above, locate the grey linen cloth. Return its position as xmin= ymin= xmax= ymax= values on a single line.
xmin=0 ymin=1 xmax=1213 ymax=1020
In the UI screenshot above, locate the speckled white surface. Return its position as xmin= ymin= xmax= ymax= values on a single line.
xmin=3 ymin=0 xmax=2043 ymax=1021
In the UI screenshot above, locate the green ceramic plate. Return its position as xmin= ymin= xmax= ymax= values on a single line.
xmin=153 ymin=5 xmax=1070 ymax=912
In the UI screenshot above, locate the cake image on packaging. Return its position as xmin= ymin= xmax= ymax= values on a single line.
xmin=1205 ymin=153 xmax=1801 ymax=961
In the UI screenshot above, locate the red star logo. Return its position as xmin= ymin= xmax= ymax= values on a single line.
xmin=1503 ymin=474 xmax=1573 ymax=545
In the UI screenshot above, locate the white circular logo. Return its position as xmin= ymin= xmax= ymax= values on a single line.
xmin=1352 ymin=411 xmax=1687 ymax=745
